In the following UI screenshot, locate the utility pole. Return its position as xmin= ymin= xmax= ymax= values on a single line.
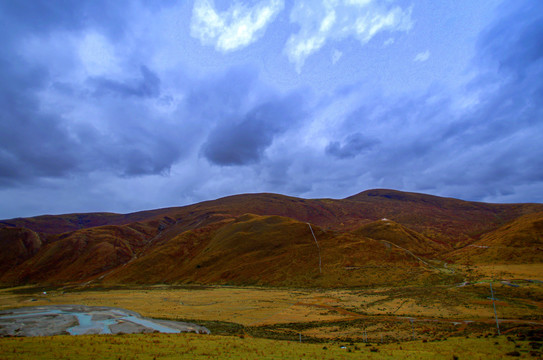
xmin=489 ymin=282 xmax=501 ymax=335
xmin=307 ymin=223 xmax=322 ymax=273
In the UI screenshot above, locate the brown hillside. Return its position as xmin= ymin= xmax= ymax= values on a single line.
xmin=0 ymin=222 xmax=158 ymax=285
xmin=351 ymin=219 xmax=447 ymax=255
xmin=104 ymin=214 xmax=327 ymax=286
xmin=345 ymin=189 xmax=543 ymax=243
xmin=154 ymin=190 xmax=543 ymax=247
xmin=2 ymin=189 xmax=541 ymax=243
xmin=0 ymin=208 xmax=182 ymax=234
xmin=0 ymin=189 xmax=542 ymax=287
xmin=448 ymin=211 xmax=543 ymax=264
xmin=0 ymin=227 xmax=42 ymax=275
xmin=103 ymin=213 xmax=446 ymax=287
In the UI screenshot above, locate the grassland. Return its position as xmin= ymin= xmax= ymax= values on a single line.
xmin=2 ymin=276 xmax=543 ymax=341
xmin=2 ymin=262 xmax=543 ymax=358
xmin=1 ymin=280 xmax=543 ymax=358
xmin=1 ymin=332 xmax=541 ymax=359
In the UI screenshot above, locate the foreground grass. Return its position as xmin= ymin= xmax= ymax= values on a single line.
xmin=0 ymin=332 xmax=537 ymax=359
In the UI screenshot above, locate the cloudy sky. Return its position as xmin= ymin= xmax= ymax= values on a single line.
xmin=1 ymin=0 xmax=542 ymax=218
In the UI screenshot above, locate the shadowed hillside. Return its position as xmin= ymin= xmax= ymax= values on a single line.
xmin=0 ymin=208 xmax=181 ymax=234
xmin=0 ymin=223 xmax=159 ymax=284
xmin=0 ymin=189 xmax=542 ymax=287
xmin=0 ymin=227 xmax=42 ymax=275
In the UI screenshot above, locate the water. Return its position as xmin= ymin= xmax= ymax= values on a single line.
xmin=67 ymin=312 xmax=117 ymax=335
xmin=1 ymin=307 xmax=181 ymax=335
xmin=66 ymin=313 xmax=181 ymax=335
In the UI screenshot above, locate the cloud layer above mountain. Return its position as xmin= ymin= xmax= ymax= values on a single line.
xmin=0 ymin=0 xmax=542 ymax=218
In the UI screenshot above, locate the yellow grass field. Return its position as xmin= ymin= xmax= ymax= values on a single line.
xmin=1 ymin=280 xmax=543 ymax=343
xmin=470 ymin=264 xmax=543 ymax=280
xmin=1 ymin=282 xmax=543 ymax=359
xmin=0 ymin=286 xmax=350 ymax=326
xmin=2 ymin=282 xmax=542 ymax=323
xmin=0 ymin=332 xmax=539 ymax=360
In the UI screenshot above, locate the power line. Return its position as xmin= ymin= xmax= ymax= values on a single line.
xmin=489 ymin=282 xmax=501 ymax=335
xmin=307 ymin=222 xmax=322 ymax=273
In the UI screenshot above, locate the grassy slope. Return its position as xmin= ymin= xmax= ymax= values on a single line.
xmin=448 ymin=211 xmax=543 ymax=264
xmin=0 ymin=223 xmax=158 ymax=284
xmin=350 ymin=219 xmax=448 ymax=255
xmin=102 ymin=214 xmax=449 ymax=287
xmin=346 ymin=189 xmax=543 ymax=244
xmin=0 ymin=189 xmax=542 ymax=286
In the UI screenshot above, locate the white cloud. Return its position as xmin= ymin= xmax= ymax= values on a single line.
xmin=190 ymin=0 xmax=284 ymax=52
xmin=332 ymin=49 xmax=343 ymax=64
xmin=383 ymin=37 xmax=395 ymax=46
xmin=414 ymin=50 xmax=430 ymax=62
xmin=286 ymin=0 xmax=413 ymax=71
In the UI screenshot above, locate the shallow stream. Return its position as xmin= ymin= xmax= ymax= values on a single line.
xmin=0 ymin=305 xmax=209 ymax=336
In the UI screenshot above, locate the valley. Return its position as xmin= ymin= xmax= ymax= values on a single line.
xmin=2 ymin=275 xmax=543 ymax=341
xmin=1 ymin=279 xmax=543 ymax=358
xmin=1 ymin=189 xmax=542 ymax=358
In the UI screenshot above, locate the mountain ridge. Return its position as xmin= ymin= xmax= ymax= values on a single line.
xmin=1 ymin=189 xmax=542 ymax=287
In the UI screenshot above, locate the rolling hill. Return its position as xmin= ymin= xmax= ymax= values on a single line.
xmin=1 ymin=189 xmax=542 ymax=287
xmin=448 ymin=211 xmax=543 ymax=264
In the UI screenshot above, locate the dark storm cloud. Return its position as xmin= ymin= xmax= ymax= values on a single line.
xmin=0 ymin=1 xmax=192 ymax=186
xmin=75 ymin=110 xmax=184 ymax=177
xmin=0 ymin=55 xmax=78 ymax=186
xmin=326 ymin=133 xmax=379 ymax=159
xmin=202 ymin=94 xmax=306 ymax=166
xmin=0 ymin=60 xmax=171 ymax=184
xmin=0 ymin=1 xmax=120 ymax=186
xmin=0 ymin=5 xmax=286 ymax=188
xmin=477 ymin=2 xmax=543 ymax=77
xmin=0 ymin=63 xmax=175 ymax=185
xmin=441 ymin=1 xmax=543 ymax=146
xmin=0 ymin=20 xmax=298 ymax=185
xmin=89 ymin=66 xmax=161 ymax=98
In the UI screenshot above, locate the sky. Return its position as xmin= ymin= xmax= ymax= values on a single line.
xmin=1 ymin=0 xmax=542 ymax=219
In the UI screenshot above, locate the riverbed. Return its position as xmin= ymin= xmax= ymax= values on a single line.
xmin=0 ymin=305 xmax=210 ymax=337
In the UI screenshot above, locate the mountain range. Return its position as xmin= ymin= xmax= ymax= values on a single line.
xmin=1 ymin=189 xmax=542 ymax=287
